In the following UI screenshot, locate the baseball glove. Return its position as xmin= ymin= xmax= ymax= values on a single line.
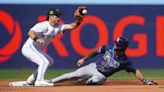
xmin=142 ymin=79 xmax=158 ymax=85
xmin=74 ymin=6 xmax=86 ymax=18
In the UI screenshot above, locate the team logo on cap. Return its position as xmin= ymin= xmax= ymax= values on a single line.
xmin=49 ymin=11 xmax=54 ymax=15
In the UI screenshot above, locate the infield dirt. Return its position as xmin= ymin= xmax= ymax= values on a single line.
xmin=0 ymin=80 xmax=164 ymax=92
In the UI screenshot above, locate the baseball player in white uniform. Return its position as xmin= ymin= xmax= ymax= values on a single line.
xmin=9 ymin=6 xmax=87 ymax=87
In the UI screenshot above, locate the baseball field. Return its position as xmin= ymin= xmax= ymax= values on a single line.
xmin=0 ymin=69 xmax=164 ymax=92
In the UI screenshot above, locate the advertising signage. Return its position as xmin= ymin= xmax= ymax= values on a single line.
xmin=0 ymin=5 xmax=164 ymax=69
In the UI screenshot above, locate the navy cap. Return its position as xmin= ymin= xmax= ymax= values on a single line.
xmin=47 ymin=8 xmax=62 ymax=17
xmin=114 ymin=37 xmax=129 ymax=51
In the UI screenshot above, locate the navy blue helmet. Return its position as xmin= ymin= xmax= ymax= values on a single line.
xmin=114 ymin=37 xmax=129 ymax=51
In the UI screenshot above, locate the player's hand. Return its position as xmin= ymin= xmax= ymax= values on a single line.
xmin=77 ymin=58 xmax=85 ymax=67
xmin=74 ymin=6 xmax=86 ymax=18
xmin=36 ymin=39 xmax=45 ymax=46
xmin=142 ymin=79 xmax=158 ymax=85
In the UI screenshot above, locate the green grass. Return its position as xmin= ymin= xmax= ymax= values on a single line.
xmin=109 ymin=69 xmax=164 ymax=80
xmin=0 ymin=69 xmax=73 ymax=80
xmin=0 ymin=69 xmax=164 ymax=80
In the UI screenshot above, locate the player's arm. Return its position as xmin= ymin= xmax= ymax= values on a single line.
xmin=28 ymin=31 xmax=45 ymax=46
xmin=124 ymin=63 xmax=158 ymax=85
xmin=77 ymin=50 xmax=99 ymax=67
xmin=28 ymin=30 xmax=37 ymax=40
xmin=123 ymin=64 xmax=143 ymax=81
xmin=135 ymin=69 xmax=158 ymax=85
xmin=28 ymin=23 xmax=45 ymax=45
xmin=77 ymin=45 xmax=107 ymax=66
xmin=134 ymin=69 xmax=145 ymax=81
xmin=62 ymin=6 xmax=86 ymax=32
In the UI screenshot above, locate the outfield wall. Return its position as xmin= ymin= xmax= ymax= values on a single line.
xmin=0 ymin=4 xmax=164 ymax=69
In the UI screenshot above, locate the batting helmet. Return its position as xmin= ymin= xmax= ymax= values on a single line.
xmin=114 ymin=37 xmax=129 ymax=51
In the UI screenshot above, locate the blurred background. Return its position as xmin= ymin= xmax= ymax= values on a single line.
xmin=0 ymin=0 xmax=164 ymax=80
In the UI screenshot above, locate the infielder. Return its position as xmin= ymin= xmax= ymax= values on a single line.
xmin=50 ymin=37 xmax=158 ymax=85
xmin=9 ymin=6 xmax=87 ymax=87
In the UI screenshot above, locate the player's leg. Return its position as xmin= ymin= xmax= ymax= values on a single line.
xmin=26 ymin=70 xmax=38 ymax=85
xmin=84 ymin=63 xmax=106 ymax=85
xmin=43 ymin=53 xmax=54 ymax=66
xmin=85 ymin=74 xmax=106 ymax=85
xmin=51 ymin=63 xmax=100 ymax=84
xmin=27 ymin=52 xmax=54 ymax=84
xmin=25 ymin=54 xmax=53 ymax=85
xmin=50 ymin=68 xmax=90 ymax=84
xmin=29 ymin=47 xmax=54 ymax=86
xmin=50 ymin=63 xmax=98 ymax=83
xmin=21 ymin=46 xmax=54 ymax=86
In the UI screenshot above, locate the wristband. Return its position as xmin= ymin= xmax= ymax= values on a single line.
xmin=76 ymin=21 xmax=81 ymax=26
xmin=75 ymin=16 xmax=83 ymax=26
xmin=75 ymin=19 xmax=82 ymax=26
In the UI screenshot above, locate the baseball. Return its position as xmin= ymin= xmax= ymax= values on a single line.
xmin=81 ymin=9 xmax=87 ymax=15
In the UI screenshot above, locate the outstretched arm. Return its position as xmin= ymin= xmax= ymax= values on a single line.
xmin=124 ymin=65 xmax=158 ymax=85
xmin=63 ymin=6 xmax=87 ymax=32
xmin=127 ymin=67 xmax=158 ymax=85
xmin=135 ymin=69 xmax=158 ymax=85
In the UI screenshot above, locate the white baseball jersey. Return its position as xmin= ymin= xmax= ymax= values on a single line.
xmin=23 ymin=21 xmax=68 ymax=50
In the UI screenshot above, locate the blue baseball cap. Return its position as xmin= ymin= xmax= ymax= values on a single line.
xmin=114 ymin=37 xmax=129 ymax=51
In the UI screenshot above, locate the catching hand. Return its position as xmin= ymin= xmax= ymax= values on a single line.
xmin=74 ymin=6 xmax=87 ymax=18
